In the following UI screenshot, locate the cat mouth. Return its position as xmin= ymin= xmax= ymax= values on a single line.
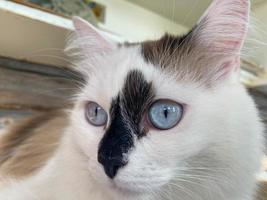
xmin=109 ymin=180 xmax=146 ymax=195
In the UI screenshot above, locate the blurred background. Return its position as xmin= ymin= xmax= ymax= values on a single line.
xmin=0 ymin=0 xmax=266 ymax=186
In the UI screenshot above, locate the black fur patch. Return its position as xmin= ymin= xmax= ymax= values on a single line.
xmin=98 ymin=70 xmax=154 ymax=179
xmin=121 ymin=69 xmax=154 ymax=137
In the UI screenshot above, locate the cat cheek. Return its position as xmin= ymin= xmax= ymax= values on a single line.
xmin=72 ymin=124 xmax=103 ymax=157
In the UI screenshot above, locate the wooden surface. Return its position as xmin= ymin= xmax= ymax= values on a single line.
xmin=0 ymin=56 xmax=82 ymax=129
xmin=0 ymin=57 xmax=81 ymax=110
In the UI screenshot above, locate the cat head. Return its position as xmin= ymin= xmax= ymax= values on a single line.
xmin=67 ymin=0 xmax=251 ymax=197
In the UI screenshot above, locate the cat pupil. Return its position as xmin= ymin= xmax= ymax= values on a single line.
xmin=94 ymin=107 xmax=98 ymax=117
xmin=163 ymin=108 xmax=168 ymax=118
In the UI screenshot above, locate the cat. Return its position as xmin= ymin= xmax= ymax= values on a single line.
xmin=0 ymin=0 xmax=264 ymax=199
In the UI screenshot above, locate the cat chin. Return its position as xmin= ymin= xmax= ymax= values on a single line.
xmin=90 ymin=170 xmax=170 ymax=197
xmin=90 ymin=174 xmax=156 ymax=195
xmin=109 ymin=181 xmax=145 ymax=195
xmin=92 ymin=173 xmax=169 ymax=199
xmin=86 ymin=158 xmax=170 ymax=195
xmin=89 ymin=170 xmax=165 ymax=197
xmin=106 ymin=180 xmax=159 ymax=200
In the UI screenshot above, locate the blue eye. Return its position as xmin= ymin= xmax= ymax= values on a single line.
xmin=148 ymin=100 xmax=183 ymax=130
xmin=85 ymin=102 xmax=108 ymax=126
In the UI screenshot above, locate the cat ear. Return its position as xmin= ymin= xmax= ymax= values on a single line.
xmin=69 ymin=16 xmax=116 ymax=55
xmin=190 ymin=0 xmax=250 ymax=82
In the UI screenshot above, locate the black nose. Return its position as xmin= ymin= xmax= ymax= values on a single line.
xmin=98 ymin=153 xmax=127 ymax=179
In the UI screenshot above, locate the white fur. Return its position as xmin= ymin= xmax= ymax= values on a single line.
xmin=0 ymin=0 xmax=264 ymax=199
xmin=0 ymin=45 xmax=264 ymax=200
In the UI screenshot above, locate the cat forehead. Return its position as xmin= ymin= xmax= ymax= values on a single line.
xmin=85 ymin=41 xmax=184 ymax=86
xmin=79 ymin=45 xmax=200 ymax=108
xmin=81 ymin=46 xmax=163 ymax=93
xmin=107 ymin=34 xmax=198 ymax=86
xmin=80 ymin=34 xmax=190 ymax=84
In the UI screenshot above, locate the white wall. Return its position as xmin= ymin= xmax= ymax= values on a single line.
xmin=0 ymin=1 xmax=123 ymax=67
xmin=0 ymin=1 xmax=70 ymax=67
xmin=95 ymin=0 xmax=188 ymax=42
xmin=0 ymin=0 xmax=188 ymax=67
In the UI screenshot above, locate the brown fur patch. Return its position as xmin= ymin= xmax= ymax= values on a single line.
xmin=141 ymin=33 xmax=193 ymax=69
xmin=256 ymin=181 xmax=267 ymax=200
xmin=140 ymin=32 xmax=215 ymax=85
xmin=140 ymin=24 xmax=242 ymax=87
xmin=0 ymin=110 xmax=68 ymax=178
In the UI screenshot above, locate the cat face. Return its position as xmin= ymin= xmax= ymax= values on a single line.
xmin=67 ymin=0 xmax=251 ymax=197
xmin=70 ymin=47 xmax=216 ymax=193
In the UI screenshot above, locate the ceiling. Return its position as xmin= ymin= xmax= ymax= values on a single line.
xmin=125 ymin=0 xmax=267 ymax=28
xmin=125 ymin=0 xmax=211 ymax=28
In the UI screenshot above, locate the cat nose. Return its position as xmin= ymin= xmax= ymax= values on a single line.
xmin=98 ymin=153 xmax=127 ymax=179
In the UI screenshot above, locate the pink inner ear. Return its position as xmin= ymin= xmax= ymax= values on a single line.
xmin=187 ymin=0 xmax=250 ymax=83
xmin=220 ymin=57 xmax=240 ymax=76
xmin=197 ymin=0 xmax=249 ymax=55
xmin=72 ymin=16 xmax=115 ymax=54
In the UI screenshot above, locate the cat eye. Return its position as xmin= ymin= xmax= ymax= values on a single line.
xmin=148 ymin=100 xmax=183 ymax=130
xmin=85 ymin=102 xmax=108 ymax=126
